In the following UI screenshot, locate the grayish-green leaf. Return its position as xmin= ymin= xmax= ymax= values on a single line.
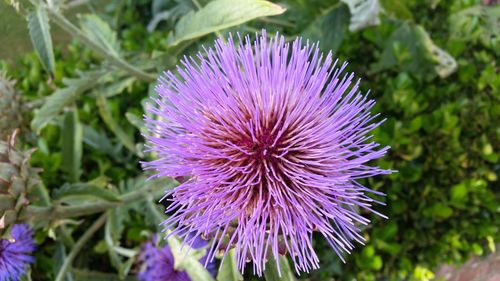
xmin=217 ymin=249 xmax=243 ymax=281
xmin=100 ymin=77 xmax=136 ymax=98
xmin=53 ymin=183 xmax=121 ymax=203
xmin=27 ymin=6 xmax=56 ymax=74
xmin=168 ymin=0 xmax=286 ymax=46
xmin=378 ymin=23 xmax=457 ymax=78
xmin=79 ymin=14 xmax=121 ymax=57
xmin=340 ymin=0 xmax=381 ymax=31
xmin=302 ymin=4 xmax=350 ymax=53
xmin=82 ymin=125 xmax=122 ymax=161
xmin=449 ymin=5 xmax=500 ymax=45
xmin=61 ymin=109 xmax=82 ymax=182
xmin=125 ymin=112 xmax=146 ymax=133
xmin=31 ymin=70 xmax=107 ymax=133
xmin=96 ymin=95 xmax=138 ymax=155
xmin=263 ymin=256 xmax=296 ymax=281
xmin=53 ymin=242 xmax=74 ymax=281
xmin=105 ymin=209 xmax=127 ymax=278
xmin=70 ymin=269 xmax=138 ymax=281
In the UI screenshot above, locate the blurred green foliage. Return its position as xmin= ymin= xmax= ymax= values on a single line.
xmin=0 ymin=0 xmax=498 ymax=280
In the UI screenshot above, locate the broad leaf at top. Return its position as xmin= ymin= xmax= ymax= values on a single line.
xmin=167 ymin=0 xmax=286 ymax=46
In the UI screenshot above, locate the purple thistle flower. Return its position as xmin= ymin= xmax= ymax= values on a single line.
xmin=143 ymin=31 xmax=392 ymax=275
xmin=0 ymin=224 xmax=36 ymax=281
xmin=137 ymin=235 xmax=215 ymax=281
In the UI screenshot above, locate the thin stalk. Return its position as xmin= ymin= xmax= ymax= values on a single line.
xmin=45 ymin=7 xmax=156 ymax=82
xmin=55 ymin=212 xmax=107 ymax=281
xmin=20 ymin=178 xmax=164 ymax=220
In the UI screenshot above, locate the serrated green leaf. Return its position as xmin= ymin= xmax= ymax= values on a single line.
xmin=302 ymin=3 xmax=349 ymax=52
xmin=263 ymin=255 xmax=296 ymax=281
xmin=96 ymin=95 xmax=137 ymax=154
xmin=27 ymin=6 xmax=55 ymax=74
xmin=103 ymin=209 xmax=136 ymax=279
xmin=53 ymin=183 xmax=121 ymax=203
xmin=31 ymin=70 xmax=107 ymax=133
xmin=79 ymin=14 xmax=121 ymax=57
xmin=217 ymin=249 xmax=243 ymax=281
xmin=105 ymin=209 xmax=126 ymax=277
xmin=168 ymin=0 xmax=286 ymax=46
xmin=61 ymin=110 xmax=82 ymax=182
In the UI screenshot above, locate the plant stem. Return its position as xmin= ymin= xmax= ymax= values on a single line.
xmin=55 ymin=212 xmax=107 ymax=281
xmin=45 ymin=7 xmax=156 ymax=82
xmin=21 ymin=178 xmax=168 ymax=221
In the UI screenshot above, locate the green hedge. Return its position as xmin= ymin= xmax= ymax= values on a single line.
xmin=1 ymin=0 xmax=498 ymax=280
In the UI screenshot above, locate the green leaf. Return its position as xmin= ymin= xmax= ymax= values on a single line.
xmin=82 ymin=125 xmax=122 ymax=161
xmin=179 ymin=259 xmax=216 ymax=281
xmin=79 ymin=14 xmax=121 ymax=57
xmin=100 ymin=77 xmax=136 ymax=98
xmin=302 ymin=3 xmax=350 ymax=53
xmin=125 ymin=112 xmax=146 ymax=133
xmin=168 ymin=0 xmax=286 ymax=46
xmin=53 ymin=242 xmax=74 ymax=281
xmin=378 ymin=23 xmax=457 ymax=78
xmin=31 ymin=70 xmax=107 ymax=133
xmin=449 ymin=5 xmax=500 ymax=44
xmin=27 ymin=6 xmax=55 ymax=75
xmin=450 ymin=182 xmax=468 ymax=203
xmin=53 ymin=183 xmax=121 ymax=203
xmin=105 ymin=209 xmax=130 ymax=279
xmin=340 ymin=0 xmax=381 ymax=31
xmin=380 ymin=0 xmax=413 ymax=20
xmin=424 ymin=203 xmax=453 ymax=219
xmin=61 ymin=110 xmax=83 ymax=182
xmin=263 ymin=255 xmax=296 ymax=281
xmin=96 ymin=95 xmax=137 ymax=155
xmin=217 ymin=249 xmax=243 ymax=281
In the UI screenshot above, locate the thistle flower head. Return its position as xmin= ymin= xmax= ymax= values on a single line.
xmin=0 ymin=224 xmax=36 ymax=281
xmin=144 ymin=31 xmax=392 ymax=275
